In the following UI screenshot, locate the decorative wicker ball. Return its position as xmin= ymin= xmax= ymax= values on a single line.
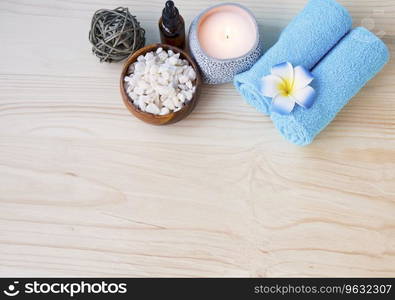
xmin=89 ymin=7 xmax=145 ymax=63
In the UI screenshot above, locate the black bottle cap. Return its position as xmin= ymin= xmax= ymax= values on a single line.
xmin=162 ymin=1 xmax=180 ymax=29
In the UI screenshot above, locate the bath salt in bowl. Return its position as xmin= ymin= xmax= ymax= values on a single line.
xmin=120 ymin=43 xmax=201 ymax=125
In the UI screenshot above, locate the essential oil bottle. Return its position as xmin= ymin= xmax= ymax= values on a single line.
xmin=159 ymin=1 xmax=186 ymax=49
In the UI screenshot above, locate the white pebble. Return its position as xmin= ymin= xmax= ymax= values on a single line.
xmin=178 ymin=92 xmax=185 ymax=103
xmin=158 ymin=51 xmax=168 ymax=61
xmin=140 ymin=95 xmax=152 ymax=103
xmin=146 ymin=87 xmax=154 ymax=94
xmin=128 ymin=91 xmax=138 ymax=101
xmin=168 ymin=79 xmax=177 ymax=89
xmin=145 ymin=51 xmax=154 ymax=61
xmin=179 ymin=75 xmax=188 ymax=84
xmin=172 ymin=96 xmax=182 ymax=108
xmin=137 ymin=80 xmax=149 ymax=90
xmin=156 ymin=85 xmax=168 ymax=95
xmin=158 ymin=77 xmax=168 ymax=86
xmin=168 ymin=56 xmax=178 ymax=66
xmin=148 ymin=73 xmax=157 ymax=83
xmin=150 ymin=64 xmax=159 ymax=75
xmin=167 ymin=85 xmax=176 ymax=96
xmin=159 ymin=107 xmax=170 ymax=115
xmin=134 ymin=86 xmax=145 ymax=95
xmin=138 ymin=98 xmax=146 ymax=111
xmin=154 ymin=97 xmax=161 ymax=107
xmin=182 ymin=90 xmax=193 ymax=101
xmin=135 ymin=62 xmax=145 ymax=72
xmin=145 ymin=103 xmax=160 ymax=115
xmin=163 ymin=99 xmax=175 ymax=110
xmin=162 ymin=71 xmax=170 ymax=80
xmin=187 ymin=68 xmax=196 ymax=81
xmin=126 ymin=78 xmax=137 ymax=89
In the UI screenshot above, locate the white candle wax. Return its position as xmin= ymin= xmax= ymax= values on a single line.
xmin=197 ymin=5 xmax=257 ymax=60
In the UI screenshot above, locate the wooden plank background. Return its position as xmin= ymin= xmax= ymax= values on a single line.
xmin=0 ymin=0 xmax=394 ymax=277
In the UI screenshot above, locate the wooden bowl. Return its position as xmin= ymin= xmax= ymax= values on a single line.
xmin=120 ymin=43 xmax=201 ymax=125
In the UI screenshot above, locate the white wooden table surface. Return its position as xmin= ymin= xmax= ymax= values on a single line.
xmin=0 ymin=0 xmax=394 ymax=277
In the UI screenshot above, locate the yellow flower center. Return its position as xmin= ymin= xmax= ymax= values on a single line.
xmin=278 ymin=78 xmax=294 ymax=97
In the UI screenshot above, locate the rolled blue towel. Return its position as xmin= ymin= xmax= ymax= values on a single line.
xmin=271 ymin=27 xmax=390 ymax=146
xmin=233 ymin=0 xmax=352 ymax=115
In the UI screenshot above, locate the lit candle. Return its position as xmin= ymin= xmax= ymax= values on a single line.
xmin=189 ymin=3 xmax=263 ymax=84
xmin=198 ymin=5 xmax=258 ymax=59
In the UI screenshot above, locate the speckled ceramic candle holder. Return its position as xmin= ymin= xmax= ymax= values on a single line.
xmin=188 ymin=3 xmax=263 ymax=85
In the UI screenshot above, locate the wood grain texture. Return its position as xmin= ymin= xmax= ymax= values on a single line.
xmin=0 ymin=0 xmax=394 ymax=277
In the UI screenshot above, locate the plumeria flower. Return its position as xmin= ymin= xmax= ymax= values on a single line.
xmin=261 ymin=62 xmax=316 ymax=115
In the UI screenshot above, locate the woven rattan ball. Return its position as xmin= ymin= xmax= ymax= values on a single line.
xmin=89 ymin=7 xmax=145 ymax=63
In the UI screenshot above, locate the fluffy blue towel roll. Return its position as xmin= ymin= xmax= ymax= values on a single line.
xmin=271 ymin=27 xmax=390 ymax=146
xmin=233 ymin=0 xmax=352 ymax=115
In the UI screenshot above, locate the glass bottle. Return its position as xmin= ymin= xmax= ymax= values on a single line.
xmin=159 ymin=1 xmax=185 ymax=49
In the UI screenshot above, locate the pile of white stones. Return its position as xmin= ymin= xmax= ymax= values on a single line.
xmin=124 ymin=48 xmax=197 ymax=115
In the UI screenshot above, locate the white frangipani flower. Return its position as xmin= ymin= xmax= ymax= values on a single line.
xmin=261 ymin=62 xmax=316 ymax=115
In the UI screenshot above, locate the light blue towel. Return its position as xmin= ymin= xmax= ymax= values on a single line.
xmin=234 ymin=0 xmax=352 ymax=115
xmin=271 ymin=27 xmax=390 ymax=146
